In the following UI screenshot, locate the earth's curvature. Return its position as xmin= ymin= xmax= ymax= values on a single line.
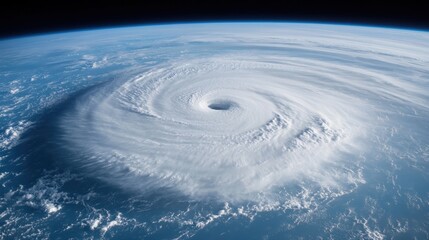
xmin=0 ymin=23 xmax=428 ymax=239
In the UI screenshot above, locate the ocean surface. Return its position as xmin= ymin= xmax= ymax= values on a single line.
xmin=0 ymin=23 xmax=428 ymax=239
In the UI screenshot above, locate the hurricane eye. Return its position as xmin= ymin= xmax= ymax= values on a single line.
xmin=208 ymin=101 xmax=233 ymax=110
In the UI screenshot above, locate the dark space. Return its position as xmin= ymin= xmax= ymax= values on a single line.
xmin=0 ymin=0 xmax=428 ymax=38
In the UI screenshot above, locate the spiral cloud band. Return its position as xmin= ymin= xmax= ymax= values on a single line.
xmin=55 ymin=24 xmax=428 ymax=203
xmin=61 ymin=59 xmax=362 ymax=200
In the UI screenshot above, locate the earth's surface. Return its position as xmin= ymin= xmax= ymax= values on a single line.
xmin=0 ymin=23 xmax=428 ymax=239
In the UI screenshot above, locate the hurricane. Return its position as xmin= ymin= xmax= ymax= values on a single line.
xmin=1 ymin=23 xmax=428 ymax=239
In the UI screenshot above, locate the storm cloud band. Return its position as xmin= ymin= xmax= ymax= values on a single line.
xmin=53 ymin=24 xmax=428 ymax=202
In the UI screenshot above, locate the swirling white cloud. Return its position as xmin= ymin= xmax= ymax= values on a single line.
xmin=52 ymin=24 xmax=429 ymax=202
